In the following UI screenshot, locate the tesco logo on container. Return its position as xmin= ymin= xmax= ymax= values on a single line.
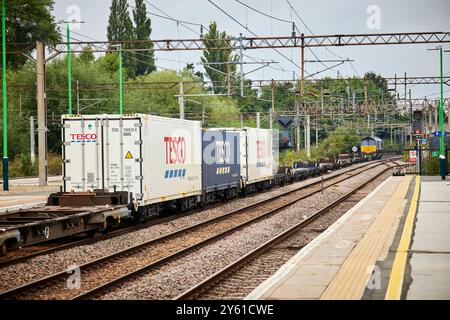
xmin=70 ymin=133 xmax=97 ymax=142
xmin=257 ymin=140 xmax=266 ymax=159
xmin=164 ymin=136 xmax=186 ymax=164
xmin=256 ymin=140 xmax=267 ymax=168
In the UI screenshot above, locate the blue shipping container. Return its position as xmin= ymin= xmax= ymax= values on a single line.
xmin=202 ymin=129 xmax=240 ymax=193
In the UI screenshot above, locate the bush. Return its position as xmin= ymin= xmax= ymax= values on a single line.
xmin=383 ymin=139 xmax=402 ymax=154
xmin=47 ymin=152 xmax=62 ymax=176
xmin=279 ymin=128 xmax=361 ymax=167
xmin=19 ymin=154 xmax=37 ymax=176
xmin=2 ymin=154 xmax=37 ymax=178
xmin=0 ymin=152 xmax=61 ymax=178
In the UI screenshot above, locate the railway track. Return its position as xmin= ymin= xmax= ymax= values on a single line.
xmin=0 ymin=160 xmax=384 ymax=268
xmin=0 ymin=212 xmax=191 ymax=268
xmin=174 ymin=169 xmax=393 ymax=300
xmin=175 ymin=164 xmax=397 ymax=300
xmin=0 ymin=204 xmax=224 ymax=268
xmin=0 ymin=160 xmax=398 ymax=300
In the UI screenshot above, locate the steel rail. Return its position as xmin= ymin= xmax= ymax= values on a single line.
xmin=0 ymin=208 xmax=203 ymax=268
xmin=174 ymin=164 xmax=395 ymax=300
xmin=0 ymin=160 xmax=389 ymax=299
xmin=70 ymin=160 xmax=392 ymax=300
xmin=0 ymin=160 xmax=379 ymax=267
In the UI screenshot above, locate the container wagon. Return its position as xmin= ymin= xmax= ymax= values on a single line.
xmin=215 ymin=127 xmax=276 ymax=193
xmin=201 ymin=129 xmax=240 ymax=203
xmin=62 ymin=114 xmax=202 ymax=221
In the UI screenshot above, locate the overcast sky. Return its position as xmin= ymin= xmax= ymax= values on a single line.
xmin=52 ymin=0 xmax=450 ymax=98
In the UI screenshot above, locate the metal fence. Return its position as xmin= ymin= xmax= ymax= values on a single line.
xmin=403 ymin=148 xmax=450 ymax=175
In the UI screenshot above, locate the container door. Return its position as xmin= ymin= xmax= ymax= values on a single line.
xmin=103 ymin=117 xmax=143 ymax=198
xmin=241 ymin=130 xmax=248 ymax=183
xmin=63 ymin=118 xmax=102 ymax=192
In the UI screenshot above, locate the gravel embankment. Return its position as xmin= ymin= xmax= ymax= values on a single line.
xmin=97 ymin=164 xmax=389 ymax=299
xmin=0 ymin=161 xmax=377 ymax=292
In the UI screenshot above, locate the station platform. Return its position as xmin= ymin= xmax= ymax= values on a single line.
xmin=0 ymin=195 xmax=47 ymax=213
xmin=0 ymin=176 xmax=61 ymax=212
xmin=246 ymin=175 xmax=450 ymax=300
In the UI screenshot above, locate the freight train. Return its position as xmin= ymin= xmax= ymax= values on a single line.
xmin=0 ymin=114 xmax=382 ymax=254
xmin=60 ymin=114 xmax=378 ymax=222
xmin=61 ymin=114 xmax=279 ymax=221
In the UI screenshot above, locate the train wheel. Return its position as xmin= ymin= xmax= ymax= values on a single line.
xmin=86 ymin=229 xmax=97 ymax=238
xmin=1 ymin=243 xmax=6 ymax=256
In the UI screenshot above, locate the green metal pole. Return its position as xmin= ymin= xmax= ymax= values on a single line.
xmin=67 ymin=22 xmax=72 ymax=115
xmin=118 ymin=45 xmax=123 ymax=115
xmin=2 ymin=0 xmax=8 ymax=191
xmin=439 ymin=47 xmax=446 ymax=179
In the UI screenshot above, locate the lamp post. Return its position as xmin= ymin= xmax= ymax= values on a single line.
xmin=1 ymin=0 xmax=8 ymax=190
xmin=428 ymin=47 xmax=449 ymax=180
xmin=57 ymin=20 xmax=84 ymax=115
xmin=112 ymin=44 xmax=123 ymax=115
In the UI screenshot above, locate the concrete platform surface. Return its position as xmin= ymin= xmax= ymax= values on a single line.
xmin=406 ymin=180 xmax=450 ymax=300
xmin=247 ymin=175 xmax=450 ymax=300
xmin=247 ymin=176 xmax=412 ymax=300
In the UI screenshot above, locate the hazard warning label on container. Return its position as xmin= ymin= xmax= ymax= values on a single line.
xmin=125 ymin=151 xmax=133 ymax=159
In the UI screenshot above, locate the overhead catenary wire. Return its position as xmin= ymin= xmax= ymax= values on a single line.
xmin=234 ymin=0 xmax=335 ymax=74
xmin=66 ymin=24 xmax=190 ymax=74
xmin=6 ymin=1 xmax=196 ymax=74
xmin=142 ymin=0 xmax=208 ymax=36
xmin=4 ymin=2 xmax=90 ymax=45
xmin=0 ymin=1 xmax=434 ymax=138
xmin=234 ymin=0 xmax=337 ymax=74
xmin=234 ymin=0 xmax=292 ymax=24
xmin=285 ymin=0 xmax=360 ymax=77
xmin=243 ymin=54 xmax=292 ymax=78
xmin=8 ymin=0 xmax=343 ymax=81
xmin=5 ymin=2 xmax=207 ymax=115
xmin=7 ymin=0 xmax=437 ymax=105
xmin=208 ymin=0 xmax=315 ymax=79
xmin=232 ymin=0 xmax=350 ymax=78
xmin=418 ymin=88 xmax=450 ymax=99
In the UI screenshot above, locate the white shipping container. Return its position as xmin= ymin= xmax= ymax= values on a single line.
xmin=62 ymin=114 xmax=202 ymax=207
xmin=215 ymin=127 xmax=275 ymax=186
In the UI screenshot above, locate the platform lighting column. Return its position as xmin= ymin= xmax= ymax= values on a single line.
xmin=118 ymin=44 xmax=123 ymax=115
xmin=428 ymin=46 xmax=447 ymax=179
xmin=2 ymin=0 xmax=8 ymax=191
xmin=438 ymin=48 xmax=445 ymax=179
xmin=58 ymin=20 xmax=84 ymax=114
xmin=66 ymin=22 xmax=72 ymax=114
xmin=111 ymin=43 xmax=123 ymax=115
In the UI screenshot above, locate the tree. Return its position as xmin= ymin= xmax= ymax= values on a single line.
xmin=364 ymin=71 xmax=388 ymax=91
xmin=3 ymin=0 xmax=60 ymax=68
xmin=236 ymin=80 xmax=262 ymax=113
xmin=107 ymin=0 xmax=136 ymax=77
xmin=201 ymin=22 xmax=237 ymax=94
xmin=185 ymin=63 xmax=204 ymax=81
xmin=132 ymin=0 xmax=155 ymax=76
xmin=79 ymin=46 xmax=95 ymax=63
xmin=260 ymin=82 xmax=296 ymax=112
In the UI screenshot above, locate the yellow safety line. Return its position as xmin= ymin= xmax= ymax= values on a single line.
xmin=320 ymin=176 xmax=411 ymax=300
xmin=385 ymin=176 xmax=420 ymax=300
